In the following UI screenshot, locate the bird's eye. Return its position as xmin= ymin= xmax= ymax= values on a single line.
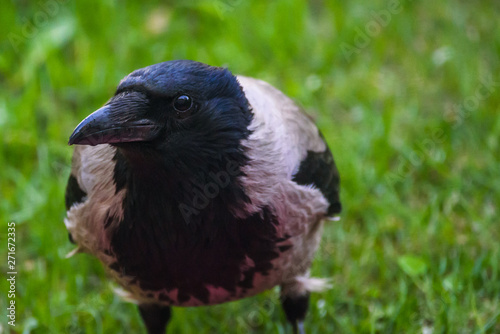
xmin=173 ymin=95 xmax=193 ymax=115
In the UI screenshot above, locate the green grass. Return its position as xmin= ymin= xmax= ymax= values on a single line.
xmin=1 ymin=0 xmax=499 ymax=333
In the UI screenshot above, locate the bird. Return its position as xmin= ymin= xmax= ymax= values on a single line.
xmin=64 ymin=60 xmax=341 ymax=334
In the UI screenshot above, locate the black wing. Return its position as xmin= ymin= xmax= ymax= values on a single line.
xmin=292 ymin=135 xmax=341 ymax=216
xmin=64 ymin=174 xmax=87 ymax=243
xmin=65 ymin=174 xmax=87 ymax=210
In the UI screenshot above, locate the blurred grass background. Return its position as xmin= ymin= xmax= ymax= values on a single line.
xmin=0 ymin=0 xmax=499 ymax=333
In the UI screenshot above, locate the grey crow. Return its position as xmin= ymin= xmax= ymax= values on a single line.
xmin=65 ymin=60 xmax=341 ymax=334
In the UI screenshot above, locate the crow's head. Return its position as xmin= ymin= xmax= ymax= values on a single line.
xmin=69 ymin=60 xmax=252 ymax=169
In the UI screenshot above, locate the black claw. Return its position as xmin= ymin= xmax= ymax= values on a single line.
xmin=281 ymin=293 xmax=310 ymax=334
xmin=138 ymin=304 xmax=171 ymax=334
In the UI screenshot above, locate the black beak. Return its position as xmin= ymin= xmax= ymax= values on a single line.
xmin=69 ymin=99 xmax=160 ymax=146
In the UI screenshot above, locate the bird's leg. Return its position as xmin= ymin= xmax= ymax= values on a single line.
xmin=280 ymin=292 xmax=310 ymax=334
xmin=138 ymin=304 xmax=172 ymax=334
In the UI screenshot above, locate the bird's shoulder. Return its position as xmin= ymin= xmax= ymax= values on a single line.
xmin=237 ymin=75 xmax=324 ymax=150
xmin=236 ymin=75 xmax=341 ymax=217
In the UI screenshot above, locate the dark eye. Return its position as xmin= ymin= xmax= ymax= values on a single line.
xmin=173 ymin=95 xmax=193 ymax=115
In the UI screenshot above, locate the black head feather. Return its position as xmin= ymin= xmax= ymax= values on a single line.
xmin=103 ymin=60 xmax=255 ymax=225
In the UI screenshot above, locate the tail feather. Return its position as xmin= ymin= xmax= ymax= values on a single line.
xmin=295 ymin=276 xmax=332 ymax=292
xmin=282 ymin=275 xmax=332 ymax=296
